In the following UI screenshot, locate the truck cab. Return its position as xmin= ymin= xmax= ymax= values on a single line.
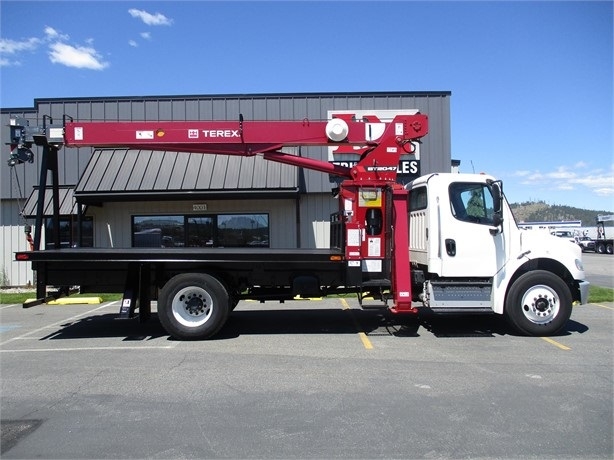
xmin=407 ymin=173 xmax=589 ymax=335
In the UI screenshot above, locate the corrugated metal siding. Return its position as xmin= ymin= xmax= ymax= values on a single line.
xmin=299 ymin=193 xmax=338 ymax=248
xmin=1 ymin=200 xmax=33 ymax=286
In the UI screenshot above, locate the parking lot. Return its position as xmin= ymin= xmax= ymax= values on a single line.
xmin=1 ymin=289 xmax=612 ymax=459
xmin=582 ymin=252 xmax=614 ymax=289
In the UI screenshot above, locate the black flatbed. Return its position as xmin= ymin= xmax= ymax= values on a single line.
xmin=17 ymin=247 xmax=341 ymax=263
xmin=17 ymin=247 xmax=351 ymax=298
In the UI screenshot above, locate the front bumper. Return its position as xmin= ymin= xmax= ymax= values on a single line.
xmin=578 ymin=280 xmax=590 ymax=305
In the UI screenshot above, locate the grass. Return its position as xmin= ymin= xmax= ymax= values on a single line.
xmin=587 ymin=285 xmax=614 ymax=303
xmin=0 ymin=291 xmax=122 ymax=305
xmin=0 ymin=286 xmax=612 ymax=305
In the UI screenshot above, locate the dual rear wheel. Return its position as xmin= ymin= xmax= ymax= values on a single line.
xmin=157 ymin=273 xmax=230 ymax=340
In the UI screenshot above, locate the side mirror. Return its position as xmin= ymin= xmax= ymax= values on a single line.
xmin=492 ymin=210 xmax=503 ymax=228
xmin=490 ymin=181 xmax=502 ymax=213
xmin=487 ymin=180 xmax=504 ymax=230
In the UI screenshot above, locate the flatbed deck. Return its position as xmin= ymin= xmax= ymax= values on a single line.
xmin=18 ymin=247 xmax=342 ymax=263
xmin=17 ymin=247 xmax=350 ymax=298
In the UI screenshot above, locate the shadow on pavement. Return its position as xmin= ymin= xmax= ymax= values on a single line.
xmin=34 ymin=306 xmax=586 ymax=341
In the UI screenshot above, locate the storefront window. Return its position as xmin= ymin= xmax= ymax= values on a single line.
xmin=187 ymin=216 xmax=214 ymax=247
xmin=45 ymin=216 xmax=94 ymax=248
xmin=218 ymin=214 xmax=269 ymax=247
xmin=132 ymin=214 xmax=269 ymax=248
xmin=133 ymin=215 xmax=185 ymax=247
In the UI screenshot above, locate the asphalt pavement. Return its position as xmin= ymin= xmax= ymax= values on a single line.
xmin=582 ymin=252 xmax=613 ymax=289
xmin=1 ymin=293 xmax=612 ymax=459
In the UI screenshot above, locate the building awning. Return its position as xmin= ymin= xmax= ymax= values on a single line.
xmin=21 ymin=186 xmax=78 ymax=218
xmin=74 ymin=149 xmax=301 ymax=204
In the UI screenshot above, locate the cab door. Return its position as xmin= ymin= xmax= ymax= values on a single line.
xmin=438 ymin=181 xmax=505 ymax=277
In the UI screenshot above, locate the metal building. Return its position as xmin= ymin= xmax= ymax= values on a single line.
xmin=1 ymin=91 xmax=451 ymax=287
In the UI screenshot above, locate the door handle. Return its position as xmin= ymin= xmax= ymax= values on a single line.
xmin=445 ymin=238 xmax=456 ymax=257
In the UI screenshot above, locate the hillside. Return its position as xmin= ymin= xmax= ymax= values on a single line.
xmin=509 ymin=201 xmax=613 ymax=227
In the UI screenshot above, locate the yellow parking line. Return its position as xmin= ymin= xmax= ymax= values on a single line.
xmin=592 ymin=303 xmax=614 ymax=310
xmin=357 ymin=332 xmax=374 ymax=350
xmin=340 ymin=298 xmax=373 ymax=350
xmin=540 ymin=336 xmax=571 ymax=351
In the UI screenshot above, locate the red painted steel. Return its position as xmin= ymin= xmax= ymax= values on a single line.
xmin=389 ymin=186 xmax=418 ymax=313
xmin=63 ymin=114 xmax=428 ymax=181
xmin=58 ymin=113 xmax=429 ymax=313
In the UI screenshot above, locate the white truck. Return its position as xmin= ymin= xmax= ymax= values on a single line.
xmin=408 ymin=173 xmax=588 ymax=336
xmin=595 ymin=214 xmax=614 ymax=254
xmin=11 ymin=113 xmax=589 ymax=339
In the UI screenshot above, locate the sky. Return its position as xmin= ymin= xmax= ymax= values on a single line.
xmin=1 ymin=0 xmax=612 ymax=212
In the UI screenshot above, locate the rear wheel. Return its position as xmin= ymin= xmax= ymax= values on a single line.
xmin=606 ymin=243 xmax=613 ymax=255
xmin=596 ymin=242 xmax=606 ymax=254
xmin=158 ymin=273 xmax=230 ymax=340
xmin=504 ymin=270 xmax=572 ymax=336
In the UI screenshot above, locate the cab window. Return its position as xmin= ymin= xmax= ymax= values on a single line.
xmin=409 ymin=186 xmax=428 ymax=211
xmin=449 ymin=182 xmax=496 ymax=225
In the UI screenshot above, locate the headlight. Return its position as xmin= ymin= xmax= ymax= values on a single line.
xmin=575 ymin=259 xmax=584 ymax=271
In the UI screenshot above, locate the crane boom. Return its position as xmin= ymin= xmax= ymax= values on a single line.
xmin=7 ymin=112 xmax=429 ymax=314
xmin=10 ymin=113 xmax=428 ymax=182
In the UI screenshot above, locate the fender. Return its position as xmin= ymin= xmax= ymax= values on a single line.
xmin=491 ymin=232 xmax=584 ymax=314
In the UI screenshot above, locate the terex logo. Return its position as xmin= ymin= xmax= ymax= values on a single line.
xmin=202 ymin=130 xmax=240 ymax=138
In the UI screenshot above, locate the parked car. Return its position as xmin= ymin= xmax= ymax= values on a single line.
xmin=576 ymin=236 xmax=595 ymax=252
xmin=551 ymin=230 xmax=576 ymax=244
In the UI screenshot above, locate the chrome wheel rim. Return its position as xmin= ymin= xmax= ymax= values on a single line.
xmin=520 ymin=284 xmax=559 ymax=325
xmin=171 ymin=286 xmax=213 ymax=327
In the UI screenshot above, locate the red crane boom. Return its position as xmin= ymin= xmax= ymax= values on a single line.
xmin=8 ymin=112 xmax=429 ymax=313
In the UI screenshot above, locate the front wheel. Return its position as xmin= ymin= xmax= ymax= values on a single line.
xmin=504 ymin=270 xmax=572 ymax=336
xmin=158 ymin=273 xmax=230 ymax=340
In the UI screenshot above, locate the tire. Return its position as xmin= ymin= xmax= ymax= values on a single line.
xmin=607 ymin=244 xmax=613 ymax=255
xmin=596 ymin=242 xmax=606 ymax=254
xmin=158 ymin=273 xmax=230 ymax=340
xmin=504 ymin=270 xmax=572 ymax=336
